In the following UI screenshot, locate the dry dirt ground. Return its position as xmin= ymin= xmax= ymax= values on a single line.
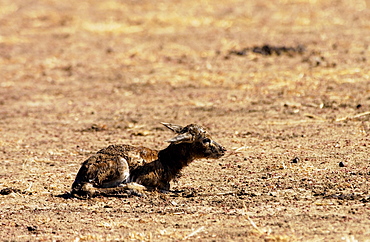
xmin=1 ymin=0 xmax=370 ymax=241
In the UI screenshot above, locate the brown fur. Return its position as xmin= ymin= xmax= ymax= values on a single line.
xmin=71 ymin=123 xmax=226 ymax=198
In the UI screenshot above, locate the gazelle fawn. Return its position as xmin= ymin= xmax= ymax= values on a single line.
xmin=71 ymin=123 xmax=226 ymax=198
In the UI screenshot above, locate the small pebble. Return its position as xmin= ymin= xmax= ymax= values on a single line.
xmin=292 ymin=157 xmax=300 ymax=163
xmin=27 ymin=226 xmax=37 ymax=232
xmin=339 ymin=161 xmax=346 ymax=167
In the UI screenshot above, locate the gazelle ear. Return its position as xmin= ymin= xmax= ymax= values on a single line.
xmin=166 ymin=133 xmax=193 ymax=144
xmin=161 ymin=122 xmax=183 ymax=133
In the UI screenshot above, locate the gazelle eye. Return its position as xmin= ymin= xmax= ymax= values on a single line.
xmin=202 ymin=138 xmax=211 ymax=144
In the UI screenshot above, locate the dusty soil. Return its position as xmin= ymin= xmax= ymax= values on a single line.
xmin=1 ymin=0 xmax=370 ymax=241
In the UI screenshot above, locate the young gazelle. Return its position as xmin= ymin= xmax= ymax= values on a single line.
xmin=71 ymin=123 xmax=226 ymax=198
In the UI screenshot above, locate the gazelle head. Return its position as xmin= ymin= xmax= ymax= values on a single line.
xmin=162 ymin=123 xmax=226 ymax=159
